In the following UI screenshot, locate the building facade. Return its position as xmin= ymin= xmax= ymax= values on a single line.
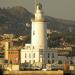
xmin=8 ymin=48 xmax=20 ymax=64
xmin=21 ymin=45 xmax=58 ymax=66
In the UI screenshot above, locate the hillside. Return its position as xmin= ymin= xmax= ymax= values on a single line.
xmin=0 ymin=6 xmax=75 ymax=35
xmin=46 ymin=16 xmax=75 ymax=32
xmin=0 ymin=7 xmax=33 ymax=35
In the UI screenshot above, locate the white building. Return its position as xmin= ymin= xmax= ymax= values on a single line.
xmin=20 ymin=3 xmax=58 ymax=67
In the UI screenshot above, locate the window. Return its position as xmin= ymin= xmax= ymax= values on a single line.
xmin=25 ymin=60 xmax=26 ymax=63
xmin=58 ymin=60 xmax=62 ymax=64
xmin=33 ymin=31 xmax=35 ymax=35
xmin=48 ymin=53 xmax=50 ymax=58
xmin=33 ymin=46 xmax=34 ymax=49
xmin=25 ymin=53 xmax=27 ymax=58
xmin=29 ymin=60 xmax=31 ymax=63
xmin=27 ymin=46 xmax=30 ymax=49
xmin=52 ymin=60 xmax=54 ymax=63
xmin=0 ymin=52 xmax=4 ymax=58
xmin=33 ymin=53 xmax=35 ymax=58
xmin=33 ymin=60 xmax=35 ymax=63
xmin=48 ymin=60 xmax=51 ymax=64
xmin=70 ymin=61 xmax=73 ymax=64
xmin=29 ymin=53 xmax=31 ymax=58
xmin=39 ymin=59 xmax=40 ymax=62
xmin=52 ymin=53 xmax=54 ymax=58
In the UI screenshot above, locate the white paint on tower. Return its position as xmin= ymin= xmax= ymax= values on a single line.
xmin=31 ymin=3 xmax=47 ymax=49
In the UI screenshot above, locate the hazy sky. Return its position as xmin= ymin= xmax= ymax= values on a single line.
xmin=0 ymin=0 xmax=75 ymax=21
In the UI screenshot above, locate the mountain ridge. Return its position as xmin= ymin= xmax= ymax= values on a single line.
xmin=0 ymin=6 xmax=75 ymax=35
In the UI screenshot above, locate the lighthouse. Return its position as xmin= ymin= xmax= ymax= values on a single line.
xmin=31 ymin=3 xmax=47 ymax=50
xmin=20 ymin=2 xmax=58 ymax=67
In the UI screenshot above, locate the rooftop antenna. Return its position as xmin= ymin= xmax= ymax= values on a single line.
xmin=34 ymin=0 xmax=45 ymax=11
xmin=34 ymin=0 xmax=39 ymax=11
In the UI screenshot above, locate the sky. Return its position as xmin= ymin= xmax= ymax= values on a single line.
xmin=0 ymin=0 xmax=75 ymax=21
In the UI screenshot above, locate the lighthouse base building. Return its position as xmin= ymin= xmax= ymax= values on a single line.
xmin=21 ymin=44 xmax=58 ymax=67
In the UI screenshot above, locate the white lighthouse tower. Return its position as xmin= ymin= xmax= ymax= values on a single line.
xmin=31 ymin=3 xmax=47 ymax=50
